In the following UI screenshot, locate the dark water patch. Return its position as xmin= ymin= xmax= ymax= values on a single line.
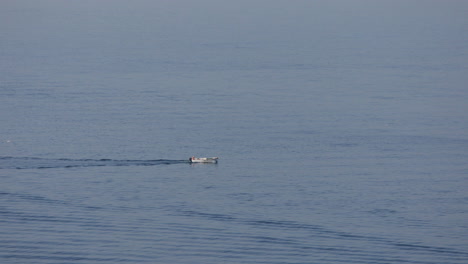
xmin=0 ymin=209 xmax=100 ymax=225
xmin=0 ymin=191 xmax=70 ymax=206
xmin=368 ymin=208 xmax=398 ymax=217
xmin=178 ymin=209 xmax=237 ymax=222
xmin=173 ymin=207 xmax=468 ymax=262
xmin=1 ymin=254 xmax=138 ymax=263
xmin=0 ymin=237 xmax=154 ymax=263
xmin=393 ymin=243 xmax=468 ymax=257
xmin=0 ymin=156 xmax=188 ymax=170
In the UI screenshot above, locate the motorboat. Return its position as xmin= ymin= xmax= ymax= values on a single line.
xmin=189 ymin=157 xmax=218 ymax=163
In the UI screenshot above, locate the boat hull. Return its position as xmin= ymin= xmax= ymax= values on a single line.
xmin=189 ymin=157 xmax=218 ymax=163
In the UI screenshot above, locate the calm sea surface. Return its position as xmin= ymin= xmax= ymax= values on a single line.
xmin=1 ymin=1 xmax=468 ymax=263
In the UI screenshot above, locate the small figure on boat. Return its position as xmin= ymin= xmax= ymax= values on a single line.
xmin=189 ymin=157 xmax=218 ymax=163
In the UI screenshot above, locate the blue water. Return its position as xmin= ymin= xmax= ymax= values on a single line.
xmin=1 ymin=1 xmax=468 ymax=263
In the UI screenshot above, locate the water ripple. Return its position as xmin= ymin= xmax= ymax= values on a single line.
xmin=172 ymin=208 xmax=468 ymax=263
xmin=0 ymin=156 xmax=188 ymax=170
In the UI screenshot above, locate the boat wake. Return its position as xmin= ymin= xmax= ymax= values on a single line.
xmin=0 ymin=156 xmax=189 ymax=170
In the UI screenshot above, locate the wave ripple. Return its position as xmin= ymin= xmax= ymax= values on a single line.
xmin=0 ymin=157 xmax=188 ymax=170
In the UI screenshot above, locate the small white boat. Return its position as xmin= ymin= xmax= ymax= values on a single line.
xmin=189 ymin=157 xmax=218 ymax=163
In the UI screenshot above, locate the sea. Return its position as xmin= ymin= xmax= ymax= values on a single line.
xmin=1 ymin=1 xmax=468 ymax=263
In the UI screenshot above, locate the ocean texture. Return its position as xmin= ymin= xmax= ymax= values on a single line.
xmin=1 ymin=1 xmax=468 ymax=263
